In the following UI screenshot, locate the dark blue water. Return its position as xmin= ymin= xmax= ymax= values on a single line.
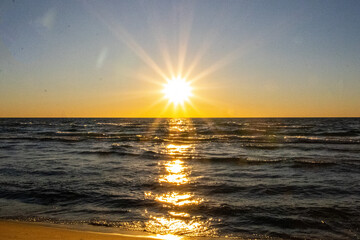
xmin=0 ymin=118 xmax=359 ymax=239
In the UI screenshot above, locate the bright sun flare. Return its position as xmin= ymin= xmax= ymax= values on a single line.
xmin=163 ymin=76 xmax=192 ymax=105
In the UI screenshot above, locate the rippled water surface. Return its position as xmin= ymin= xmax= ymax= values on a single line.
xmin=0 ymin=118 xmax=359 ymax=239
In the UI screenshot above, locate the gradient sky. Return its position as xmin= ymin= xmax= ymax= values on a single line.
xmin=1 ymin=0 xmax=360 ymax=117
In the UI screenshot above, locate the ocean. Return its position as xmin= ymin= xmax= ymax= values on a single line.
xmin=0 ymin=118 xmax=359 ymax=239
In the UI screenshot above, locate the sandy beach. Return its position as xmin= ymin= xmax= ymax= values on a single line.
xmin=0 ymin=220 xmax=170 ymax=240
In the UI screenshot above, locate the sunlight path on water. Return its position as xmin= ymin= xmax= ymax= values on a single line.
xmin=143 ymin=119 xmax=217 ymax=237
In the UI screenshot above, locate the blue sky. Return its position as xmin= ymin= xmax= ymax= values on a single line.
xmin=1 ymin=0 xmax=359 ymax=117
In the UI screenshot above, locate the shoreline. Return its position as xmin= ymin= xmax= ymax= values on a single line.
xmin=0 ymin=220 xmax=188 ymax=240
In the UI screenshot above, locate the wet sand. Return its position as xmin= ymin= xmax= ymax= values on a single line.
xmin=0 ymin=220 xmax=169 ymax=240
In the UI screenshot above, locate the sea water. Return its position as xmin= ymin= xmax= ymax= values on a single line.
xmin=0 ymin=118 xmax=359 ymax=239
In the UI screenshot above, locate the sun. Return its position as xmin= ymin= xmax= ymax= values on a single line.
xmin=163 ymin=76 xmax=192 ymax=106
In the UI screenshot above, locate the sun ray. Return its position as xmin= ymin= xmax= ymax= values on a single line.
xmin=135 ymin=73 xmax=166 ymax=87
xmin=183 ymin=16 xmax=225 ymax=80
xmin=183 ymin=39 xmax=213 ymax=80
xmin=189 ymin=19 xmax=296 ymax=85
xmin=176 ymin=2 xmax=194 ymax=77
xmin=143 ymin=5 xmax=176 ymax=78
xmin=85 ymin=2 xmax=168 ymax=81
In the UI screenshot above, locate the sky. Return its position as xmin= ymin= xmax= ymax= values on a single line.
xmin=0 ymin=0 xmax=360 ymax=117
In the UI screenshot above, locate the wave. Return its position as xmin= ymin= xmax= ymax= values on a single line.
xmin=0 ymin=188 xmax=91 ymax=205
xmin=191 ymin=156 xmax=353 ymax=168
xmin=78 ymin=148 xmax=159 ymax=159
xmin=241 ymin=143 xmax=283 ymax=149
xmin=199 ymin=181 xmax=354 ymax=197
xmin=292 ymin=159 xmax=337 ymax=167
xmin=0 ymin=167 xmax=67 ymax=176
xmin=283 ymin=136 xmax=360 ymax=144
xmin=194 ymin=156 xmax=285 ymax=165
xmin=314 ymin=130 xmax=360 ymax=137
xmin=0 ymin=135 xmax=86 ymax=142
xmin=1 ymin=130 xmax=359 ymax=145
xmin=55 ymin=131 xmax=106 ymax=137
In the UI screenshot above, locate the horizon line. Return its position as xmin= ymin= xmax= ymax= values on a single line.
xmin=1 ymin=116 xmax=360 ymax=119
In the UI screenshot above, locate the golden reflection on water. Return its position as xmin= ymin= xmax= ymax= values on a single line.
xmin=159 ymin=173 xmax=189 ymax=185
xmin=144 ymin=119 xmax=215 ymax=237
xmin=168 ymin=119 xmax=195 ymax=133
xmin=165 ymin=144 xmax=193 ymax=155
xmin=165 ymin=160 xmax=185 ymax=174
xmin=159 ymin=159 xmax=189 ymax=185
xmin=169 ymin=212 xmax=190 ymax=218
xmin=156 ymin=192 xmax=203 ymax=206
xmin=144 ymin=192 xmax=203 ymax=207
xmin=146 ymin=216 xmax=210 ymax=237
